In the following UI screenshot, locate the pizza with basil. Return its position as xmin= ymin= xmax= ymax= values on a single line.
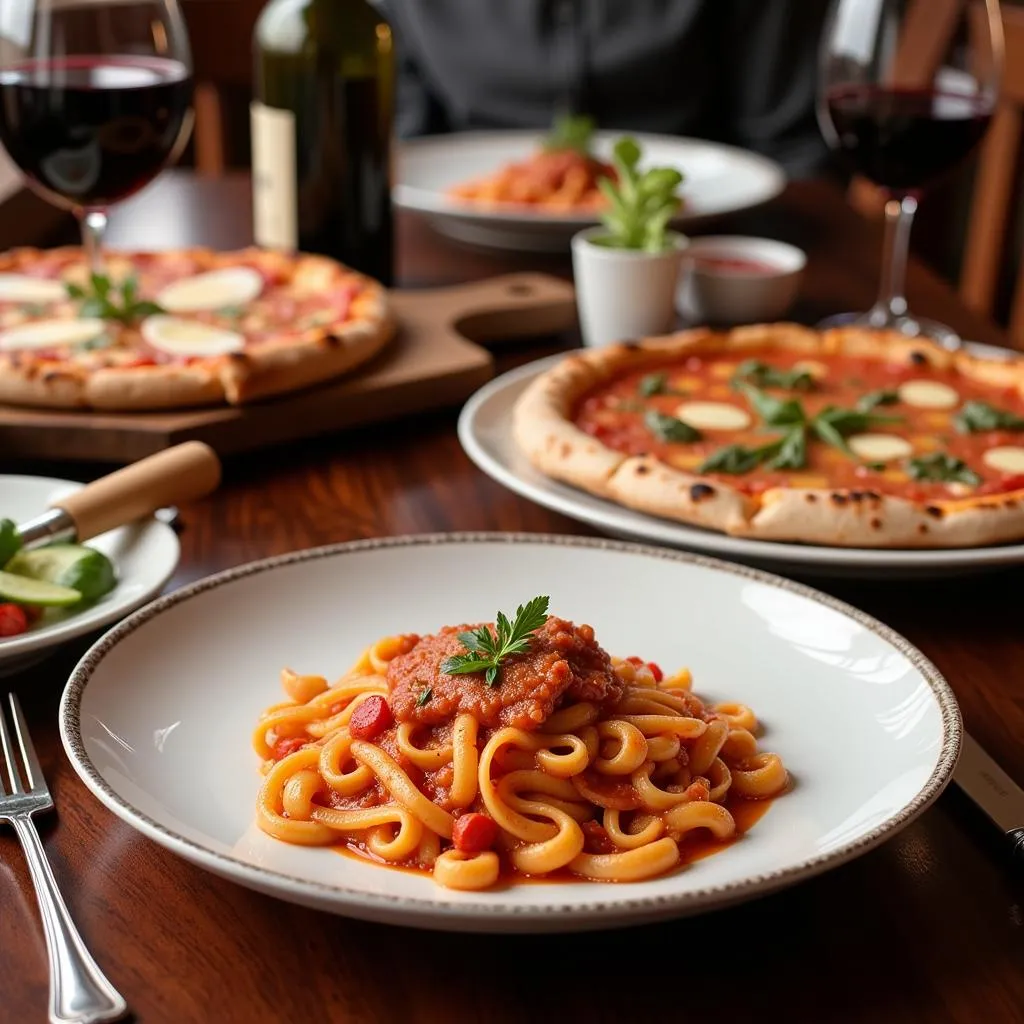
xmin=513 ymin=324 xmax=1024 ymax=548
xmin=0 ymin=246 xmax=394 ymax=411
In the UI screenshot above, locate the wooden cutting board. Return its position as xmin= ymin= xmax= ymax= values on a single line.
xmin=0 ymin=272 xmax=576 ymax=464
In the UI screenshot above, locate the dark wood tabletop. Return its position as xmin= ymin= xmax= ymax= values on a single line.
xmin=2 ymin=173 xmax=1024 ymax=1024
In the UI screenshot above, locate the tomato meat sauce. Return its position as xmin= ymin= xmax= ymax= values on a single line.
xmin=387 ymin=616 xmax=623 ymax=730
xmin=574 ymin=350 xmax=1024 ymax=499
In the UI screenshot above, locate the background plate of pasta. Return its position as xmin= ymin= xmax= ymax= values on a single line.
xmin=59 ymin=534 xmax=960 ymax=933
xmin=395 ymin=131 xmax=785 ymax=252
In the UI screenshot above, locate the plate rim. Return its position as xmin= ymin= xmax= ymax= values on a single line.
xmin=0 ymin=473 xmax=180 ymax=659
xmin=394 ymin=129 xmax=787 ymax=226
xmin=59 ymin=531 xmax=961 ymax=925
xmin=457 ymin=352 xmax=1024 ymax=571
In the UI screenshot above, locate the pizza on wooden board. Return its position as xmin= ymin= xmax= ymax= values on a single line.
xmin=513 ymin=324 xmax=1024 ymax=548
xmin=0 ymin=247 xmax=395 ymax=411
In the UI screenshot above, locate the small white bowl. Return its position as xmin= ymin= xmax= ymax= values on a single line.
xmin=572 ymin=227 xmax=688 ymax=347
xmin=677 ymin=235 xmax=806 ymax=325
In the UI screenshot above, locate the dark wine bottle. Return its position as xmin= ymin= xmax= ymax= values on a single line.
xmin=252 ymin=0 xmax=394 ymax=284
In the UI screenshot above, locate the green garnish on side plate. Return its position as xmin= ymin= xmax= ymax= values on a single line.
xmin=440 ymin=596 xmax=550 ymax=688
xmin=67 ymin=273 xmax=163 ymax=324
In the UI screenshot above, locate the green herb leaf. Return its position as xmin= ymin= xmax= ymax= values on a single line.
xmin=90 ymin=272 xmax=110 ymax=299
xmin=907 ymin=453 xmax=982 ymax=486
xmin=0 ymin=518 xmax=19 ymax=566
xmin=638 ymin=372 xmax=669 ymax=397
xmin=598 ymin=136 xmax=683 ymax=252
xmin=953 ymin=400 xmax=1024 ymax=434
xmin=129 ymin=300 xmax=164 ymax=319
xmin=19 ymin=302 xmax=49 ymax=317
xmin=69 ymin=273 xmax=165 ymax=324
xmin=441 ymin=596 xmax=550 ymax=688
xmin=735 ymin=381 xmax=806 ymax=427
xmin=767 ymin=427 xmax=808 ymax=470
xmin=65 ymin=283 xmax=86 ymax=300
xmin=543 ymin=113 xmax=596 ymax=155
xmin=217 ymin=304 xmax=246 ymax=319
xmin=78 ymin=297 xmax=108 ymax=319
xmin=698 ymin=436 xmax=787 ymax=474
xmin=415 ymin=687 xmax=433 ymax=708
xmin=732 ymin=360 xmax=815 ymax=392
xmin=77 ymin=332 xmax=113 ymax=352
xmin=856 ymin=389 xmax=900 ymax=412
xmin=644 ymin=409 xmax=701 ymax=443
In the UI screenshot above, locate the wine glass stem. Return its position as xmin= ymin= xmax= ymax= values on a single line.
xmin=868 ymin=195 xmax=917 ymax=328
xmin=78 ymin=209 xmax=108 ymax=277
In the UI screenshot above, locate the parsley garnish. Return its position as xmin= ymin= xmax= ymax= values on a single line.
xmin=440 ymin=596 xmax=550 ymax=687
xmin=67 ymin=273 xmax=163 ymax=324
xmin=953 ymin=400 xmax=1024 ymax=434
xmin=907 ymin=453 xmax=982 ymax=486
xmin=698 ymin=433 xmax=801 ymax=474
xmin=644 ymin=409 xmax=701 ymax=443
xmin=543 ymin=114 xmax=596 ymax=155
xmin=415 ymin=687 xmax=433 ymax=708
xmin=732 ymin=360 xmax=816 ymax=392
xmin=857 ymin=389 xmax=900 ymax=412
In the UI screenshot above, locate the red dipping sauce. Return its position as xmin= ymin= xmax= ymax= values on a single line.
xmin=692 ymin=254 xmax=780 ymax=276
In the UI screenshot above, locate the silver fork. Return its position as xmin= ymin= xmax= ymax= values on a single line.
xmin=0 ymin=694 xmax=128 ymax=1024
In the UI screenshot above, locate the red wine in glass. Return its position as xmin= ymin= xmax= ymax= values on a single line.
xmin=826 ymin=85 xmax=994 ymax=194
xmin=0 ymin=56 xmax=192 ymax=209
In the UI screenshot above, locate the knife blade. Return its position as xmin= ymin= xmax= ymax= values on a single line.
xmin=954 ymin=731 xmax=1024 ymax=855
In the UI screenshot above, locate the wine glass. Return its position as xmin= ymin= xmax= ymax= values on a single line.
xmin=818 ymin=0 xmax=1003 ymax=347
xmin=0 ymin=1 xmax=194 ymax=275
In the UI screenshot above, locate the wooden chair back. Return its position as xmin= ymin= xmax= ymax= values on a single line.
xmin=180 ymin=0 xmax=263 ymax=176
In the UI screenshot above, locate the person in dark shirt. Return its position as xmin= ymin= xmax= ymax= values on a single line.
xmin=378 ymin=0 xmax=833 ymax=178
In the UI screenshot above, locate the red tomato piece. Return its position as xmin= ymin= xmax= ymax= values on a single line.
xmin=581 ymin=820 xmax=616 ymax=855
xmin=348 ymin=695 xmax=393 ymax=741
xmin=647 ymin=662 xmax=664 ymax=682
xmin=625 ymin=656 xmax=644 ymax=667
xmin=272 ymin=736 xmax=306 ymax=760
xmin=451 ymin=812 xmax=498 ymax=853
xmin=0 ymin=604 xmax=28 ymax=637
xmin=1000 ymin=474 xmax=1024 ymax=493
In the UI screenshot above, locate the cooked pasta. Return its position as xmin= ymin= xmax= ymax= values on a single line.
xmin=253 ymin=608 xmax=788 ymax=891
xmin=448 ymin=148 xmax=615 ymax=211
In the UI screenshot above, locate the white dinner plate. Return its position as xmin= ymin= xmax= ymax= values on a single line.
xmin=395 ymin=131 xmax=786 ymax=252
xmin=60 ymin=534 xmax=959 ymax=932
xmin=0 ymin=475 xmax=180 ymax=674
xmin=458 ymin=347 xmax=1024 ymax=579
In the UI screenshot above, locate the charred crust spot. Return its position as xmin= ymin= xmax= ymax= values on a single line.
xmin=830 ymin=493 xmax=848 ymax=506
xmin=909 ymin=350 xmax=928 ymax=366
xmin=635 ymin=464 xmax=650 ymax=475
xmin=227 ymin=352 xmax=252 ymax=367
xmin=620 ymin=340 xmax=641 ymax=351
xmin=1004 ymin=500 xmax=1017 ymax=509
xmin=925 ymin=505 xmax=944 ymax=518
xmin=805 ymin=493 xmax=818 ymax=503
xmin=870 ymin=517 xmax=882 ymax=530
xmin=918 ymin=523 xmax=929 ymax=534
xmin=322 ymin=333 xmax=342 ymax=348
xmin=863 ymin=490 xmax=882 ymax=501
xmin=559 ymin=442 xmax=572 ymax=457
xmin=849 ymin=491 xmax=865 ymax=502
xmin=690 ymin=483 xmax=715 ymax=502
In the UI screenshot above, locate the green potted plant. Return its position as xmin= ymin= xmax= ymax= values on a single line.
xmin=571 ymin=137 xmax=686 ymax=347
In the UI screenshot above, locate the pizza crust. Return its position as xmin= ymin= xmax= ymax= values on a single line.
xmin=512 ymin=324 xmax=1024 ymax=549
xmin=0 ymin=247 xmax=395 ymax=411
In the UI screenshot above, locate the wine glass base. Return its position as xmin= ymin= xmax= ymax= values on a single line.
xmin=817 ymin=311 xmax=961 ymax=351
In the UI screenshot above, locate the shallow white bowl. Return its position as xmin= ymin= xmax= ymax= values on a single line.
xmin=60 ymin=534 xmax=959 ymax=932
xmin=396 ymin=132 xmax=786 ymax=252
xmin=678 ymin=235 xmax=806 ymax=324
xmin=0 ymin=475 xmax=180 ymax=675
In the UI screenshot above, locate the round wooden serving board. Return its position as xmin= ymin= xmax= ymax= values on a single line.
xmin=0 ymin=273 xmax=576 ymax=464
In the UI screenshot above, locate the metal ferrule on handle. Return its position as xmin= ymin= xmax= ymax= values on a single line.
xmin=15 ymin=509 xmax=77 ymax=551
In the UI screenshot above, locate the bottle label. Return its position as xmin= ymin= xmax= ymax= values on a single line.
xmin=251 ymin=101 xmax=298 ymax=250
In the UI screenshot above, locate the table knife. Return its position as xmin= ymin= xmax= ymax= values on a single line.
xmin=954 ymin=731 xmax=1024 ymax=856
xmin=1 ymin=441 xmax=221 ymax=563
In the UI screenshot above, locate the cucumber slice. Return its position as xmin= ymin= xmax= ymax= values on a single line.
xmin=0 ymin=570 xmax=81 ymax=607
xmin=4 ymin=544 xmax=116 ymax=602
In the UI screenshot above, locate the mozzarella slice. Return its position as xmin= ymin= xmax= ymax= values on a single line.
xmin=847 ymin=433 xmax=914 ymax=462
xmin=0 ymin=318 xmax=105 ymax=351
xmin=897 ymin=380 xmax=959 ymax=409
xmin=675 ymin=401 xmax=751 ymax=431
xmin=142 ymin=315 xmax=244 ymax=357
xmin=155 ymin=267 xmax=264 ymax=313
xmin=982 ymin=446 xmax=1024 ymax=474
xmin=0 ymin=274 xmax=68 ymax=304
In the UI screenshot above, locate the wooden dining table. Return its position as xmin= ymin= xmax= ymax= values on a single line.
xmin=2 ymin=172 xmax=1023 ymax=1024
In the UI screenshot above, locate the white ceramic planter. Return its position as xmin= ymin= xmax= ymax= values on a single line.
xmin=571 ymin=227 xmax=687 ymax=348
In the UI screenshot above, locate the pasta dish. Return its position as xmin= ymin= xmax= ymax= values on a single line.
xmin=253 ymin=598 xmax=788 ymax=891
